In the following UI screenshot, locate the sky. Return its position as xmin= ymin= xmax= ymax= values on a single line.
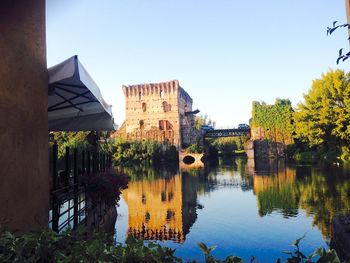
xmin=46 ymin=0 xmax=348 ymax=128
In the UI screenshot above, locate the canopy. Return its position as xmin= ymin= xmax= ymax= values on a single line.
xmin=48 ymin=55 xmax=115 ymax=131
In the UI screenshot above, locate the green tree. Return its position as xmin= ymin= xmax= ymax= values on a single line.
xmin=293 ymin=69 xmax=350 ymax=159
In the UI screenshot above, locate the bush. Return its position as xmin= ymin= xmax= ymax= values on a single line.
xmin=0 ymin=230 xmax=181 ymax=263
xmin=0 ymin=230 xmax=340 ymax=263
xmin=187 ymin=143 xmax=205 ymax=154
xmin=211 ymin=138 xmax=238 ymax=156
xmin=112 ymin=140 xmax=178 ymax=167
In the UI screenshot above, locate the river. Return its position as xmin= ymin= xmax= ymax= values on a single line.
xmin=114 ymin=157 xmax=350 ymax=262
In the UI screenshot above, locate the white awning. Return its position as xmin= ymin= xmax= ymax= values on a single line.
xmin=48 ymin=55 xmax=115 ymax=131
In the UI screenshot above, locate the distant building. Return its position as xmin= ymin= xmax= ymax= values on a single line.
xmin=115 ymin=80 xmax=200 ymax=148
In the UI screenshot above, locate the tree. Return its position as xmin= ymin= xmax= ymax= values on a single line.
xmin=293 ymin=69 xmax=350 ymax=153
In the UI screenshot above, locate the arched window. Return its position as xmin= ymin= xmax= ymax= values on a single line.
xmin=142 ymin=102 xmax=146 ymax=112
xmin=160 ymin=89 xmax=164 ymax=98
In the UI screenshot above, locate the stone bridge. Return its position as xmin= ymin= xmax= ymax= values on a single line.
xmin=179 ymin=151 xmax=204 ymax=169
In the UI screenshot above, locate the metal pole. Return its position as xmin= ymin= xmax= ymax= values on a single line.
xmin=65 ymin=147 xmax=70 ymax=186
xmin=73 ymin=148 xmax=78 ymax=229
xmin=52 ymin=142 xmax=59 ymax=232
xmin=87 ymin=151 xmax=91 ymax=174
xmin=82 ymin=150 xmax=85 ymax=175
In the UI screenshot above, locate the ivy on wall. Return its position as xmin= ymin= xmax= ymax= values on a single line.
xmin=251 ymin=99 xmax=293 ymax=144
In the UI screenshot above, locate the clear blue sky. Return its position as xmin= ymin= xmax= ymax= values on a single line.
xmin=46 ymin=0 xmax=348 ymax=128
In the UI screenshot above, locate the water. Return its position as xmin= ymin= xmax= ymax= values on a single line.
xmin=114 ymin=157 xmax=350 ymax=262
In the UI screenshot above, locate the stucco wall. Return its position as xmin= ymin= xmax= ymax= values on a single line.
xmin=0 ymin=0 xmax=49 ymax=231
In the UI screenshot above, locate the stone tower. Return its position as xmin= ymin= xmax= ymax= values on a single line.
xmin=117 ymin=80 xmax=198 ymax=148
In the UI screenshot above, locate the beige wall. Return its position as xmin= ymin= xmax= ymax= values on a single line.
xmin=0 ymin=0 xmax=49 ymax=231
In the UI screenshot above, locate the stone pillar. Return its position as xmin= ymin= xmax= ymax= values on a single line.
xmin=0 ymin=0 xmax=48 ymax=231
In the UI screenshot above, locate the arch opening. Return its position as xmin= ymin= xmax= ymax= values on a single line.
xmin=183 ymin=155 xmax=195 ymax=164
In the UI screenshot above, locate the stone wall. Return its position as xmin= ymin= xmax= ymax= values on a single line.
xmin=249 ymin=127 xmax=292 ymax=159
xmin=0 ymin=0 xmax=49 ymax=231
xmin=117 ymin=80 xmax=198 ymax=148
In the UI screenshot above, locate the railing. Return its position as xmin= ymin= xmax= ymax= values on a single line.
xmin=49 ymin=143 xmax=112 ymax=233
xmin=204 ymin=128 xmax=250 ymax=138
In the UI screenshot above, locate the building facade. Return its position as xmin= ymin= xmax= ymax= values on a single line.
xmin=117 ymin=80 xmax=199 ymax=148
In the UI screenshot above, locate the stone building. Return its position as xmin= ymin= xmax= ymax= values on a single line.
xmin=116 ymin=80 xmax=199 ymax=148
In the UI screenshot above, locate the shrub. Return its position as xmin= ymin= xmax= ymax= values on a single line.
xmin=0 ymin=230 xmax=341 ymax=263
xmin=112 ymin=140 xmax=178 ymax=167
xmin=187 ymin=143 xmax=205 ymax=154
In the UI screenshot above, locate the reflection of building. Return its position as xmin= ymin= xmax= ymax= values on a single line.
xmin=115 ymin=80 xmax=199 ymax=147
xmin=123 ymin=173 xmax=197 ymax=242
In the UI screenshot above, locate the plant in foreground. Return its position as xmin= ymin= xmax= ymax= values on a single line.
xmin=0 ymin=228 xmax=342 ymax=263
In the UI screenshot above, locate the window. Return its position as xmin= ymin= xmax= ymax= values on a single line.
xmin=139 ymin=120 xmax=144 ymax=130
xmin=159 ymin=120 xmax=173 ymax=131
xmin=162 ymin=101 xmax=171 ymax=112
xmin=160 ymin=89 xmax=164 ymax=98
xmin=142 ymin=102 xmax=146 ymax=112
xmin=139 ymin=92 xmax=142 ymax=101
xmin=159 ymin=120 xmax=165 ymax=131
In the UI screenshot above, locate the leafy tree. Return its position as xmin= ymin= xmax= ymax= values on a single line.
xmin=293 ymin=69 xmax=350 ymax=159
xmin=51 ymin=131 xmax=113 ymax=158
xmin=195 ymin=114 xmax=215 ymax=130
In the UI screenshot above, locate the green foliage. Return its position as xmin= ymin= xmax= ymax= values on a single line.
xmin=52 ymin=131 xmax=113 ymax=159
xmin=252 ymin=99 xmax=293 ymax=143
xmin=52 ymin=131 xmax=90 ymax=158
xmin=0 ymin=229 xmax=341 ymax=263
xmin=293 ymin=69 xmax=350 ymax=161
xmin=195 ymin=114 xmax=216 ymax=130
xmin=187 ymin=143 xmax=205 ymax=154
xmin=0 ymin=230 xmax=181 ymax=263
xmin=282 ymin=235 xmax=340 ymax=263
xmin=112 ymin=139 xmax=179 ymax=167
xmin=211 ymin=138 xmax=240 ymax=156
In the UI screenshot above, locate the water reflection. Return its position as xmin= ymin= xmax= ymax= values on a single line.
xmin=116 ymin=158 xmax=350 ymax=261
xmin=251 ymin=160 xmax=350 ymax=238
xmin=121 ymin=166 xmax=198 ymax=242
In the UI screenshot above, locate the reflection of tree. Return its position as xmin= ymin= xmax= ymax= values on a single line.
xmin=252 ymin=163 xmax=350 ymax=238
xmin=296 ymin=167 xmax=350 ymax=238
